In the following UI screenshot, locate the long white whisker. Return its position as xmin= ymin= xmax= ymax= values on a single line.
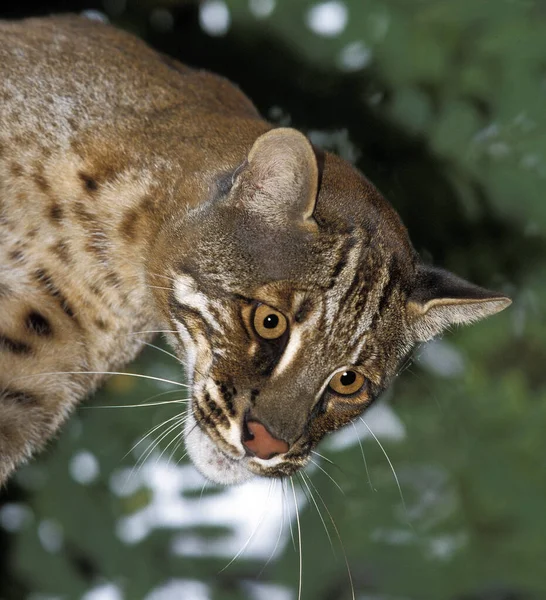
xmin=128 ymin=330 xmax=178 ymax=336
xmin=305 ymin=473 xmax=355 ymax=600
xmin=310 ymin=458 xmax=345 ymax=495
xmin=311 ymin=449 xmax=335 ymax=466
xmin=282 ymin=479 xmax=296 ymax=552
xmin=299 ymin=471 xmax=334 ymax=555
xmin=134 ymin=418 xmax=185 ymax=478
xmin=85 ymin=387 xmax=186 ymax=409
xmin=138 ymin=339 xmax=206 ymax=381
xmin=352 ymin=422 xmax=375 ymax=491
xmin=139 ymin=340 xmax=182 ymax=363
xmin=258 ymin=480 xmax=283 ymax=578
xmin=359 ymin=417 xmax=410 ymax=521
xmin=198 ymin=481 xmax=208 ymax=506
xmin=121 ymin=414 xmax=185 ymax=493
xmin=219 ymin=480 xmax=274 ymax=573
xmin=156 ymin=424 xmax=185 ymax=467
xmin=123 ymin=412 xmax=185 ymax=460
xmin=84 ymin=398 xmax=189 ymax=409
xmin=290 ymin=477 xmax=303 ymax=600
xmin=16 ymin=370 xmax=189 ymax=388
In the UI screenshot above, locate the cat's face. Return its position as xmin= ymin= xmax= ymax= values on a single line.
xmin=152 ymin=129 xmax=510 ymax=485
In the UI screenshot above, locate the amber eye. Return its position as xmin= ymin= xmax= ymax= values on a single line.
xmin=253 ymin=304 xmax=288 ymax=340
xmin=328 ymin=370 xmax=365 ymax=395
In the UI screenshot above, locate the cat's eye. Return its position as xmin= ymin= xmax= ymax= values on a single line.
xmin=328 ymin=370 xmax=365 ymax=395
xmin=253 ymin=304 xmax=288 ymax=340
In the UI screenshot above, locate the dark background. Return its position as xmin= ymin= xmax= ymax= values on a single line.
xmin=0 ymin=1 xmax=544 ymax=599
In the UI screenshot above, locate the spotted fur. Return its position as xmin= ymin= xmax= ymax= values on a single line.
xmin=0 ymin=15 xmax=510 ymax=485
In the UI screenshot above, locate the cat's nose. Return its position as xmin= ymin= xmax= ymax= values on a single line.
xmin=242 ymin=416 xmax=289 ymax=460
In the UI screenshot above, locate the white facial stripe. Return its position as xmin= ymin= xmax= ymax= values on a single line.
xmin=251 ymin=454 xmax=284 ymax=468
xmin=173 ymin=274 xmax=222 ymax=333
xmin=272 ymin=325 xmax=303 ymax=377
xmin=175 ymin=319 xmax=197 ymax=382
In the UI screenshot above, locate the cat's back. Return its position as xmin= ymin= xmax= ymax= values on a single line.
xmin=0 ymin=14 xmax=258 ymax=140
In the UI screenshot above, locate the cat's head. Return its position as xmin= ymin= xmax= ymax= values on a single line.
xmin=151 ymin=128 xmax=510 ymax=485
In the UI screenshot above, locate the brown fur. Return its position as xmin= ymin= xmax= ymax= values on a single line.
xmin=0 ymin=15 xmax=510 ymax=485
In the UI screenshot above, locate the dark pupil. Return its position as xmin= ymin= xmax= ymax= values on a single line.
xmin=340 ymin=371 xmax=356 ymax=386
xmin=263 ymin=314 xmax=279 ymax=329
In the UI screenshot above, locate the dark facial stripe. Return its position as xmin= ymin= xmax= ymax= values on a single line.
xmin=170 ymin=297 xmax=214 ymax=340
xmin=34 ymin=268 xmax=81 ymax=326
xmin=327 ymin=235 xmax=357 ymax=290
xmin=369 ymin=257 xmax=402 ymax=329
xmin=218 ymin=382 xmax=236 ymax=416
xmin=193 ymin=399 xmax=240 ymax=457
xmin=0 ymin=333 xmax=32 ymax=355
xmin=203 ymin=391 xmax=229 ymax=428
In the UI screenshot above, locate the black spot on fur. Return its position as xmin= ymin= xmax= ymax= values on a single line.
xmin=0 ymin=334 xmax=32 ymax=355
xmin=2 ymin=388 xmax=39 ymax=405
xmin=49 ymin=203 xmax=64 ymax=223
xmin=9 ymin=249 xmax=23 ymax=262
xmin=25 ymin=311 xmax=52 ymax=337
xmin=79 ymin=172 xmax=98 ymax=192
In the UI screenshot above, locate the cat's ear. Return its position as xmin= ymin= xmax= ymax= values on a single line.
xmin=407 ymin=265 xmax=511 ymax=342
xmin=233 ymin=128 xmax=319 ymax=229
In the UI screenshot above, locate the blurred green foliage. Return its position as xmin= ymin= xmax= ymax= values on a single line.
xmin=1 ymin=1 xmax=545 ymax=599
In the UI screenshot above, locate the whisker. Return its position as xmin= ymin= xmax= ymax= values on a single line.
xmin=138 ymin=340 xmax=207 ymax=381
xmin=123 ymin=412 xmax=185 ymax=461
xmin=146 ymin=270 xmax=178 ymax=284
xmin=359 ymin=417 xmax=410 ymax=524
xmin=219 ymin=480 xmax=274 ymax=573
xmin=83 ymin=397 xmax=189 ymax=409
xmin=352 ymin=422 xmax=375 ymax=492
xmin=298 ymin=471 xmax=334 ymax=555
xmin=282 ymin=479 xmax=296 ymax=552
xmin=198 ymin=481 xmax=208 ymax=506
xmin=139 ymin=340 xmax=182 ymax=363
xmin=16 ymin=370 xmax=189 ymax=388
xmin=309 ymin=458 xmax=345 ymax=496
xmin=304 ymin=473 xmax=355 ymax=600
xmin=121 ymin=414 xmax=185 ymax=493
xmin=156 ymin=425 xmax=185 ymax=467
xmin=258 ymin=480 xmax=283 ymax=578
xmin=134 ymin=417 xmax=185 ymax=478
xmin=128 ymin=330 xmax=178 ymax=336
xmin=311 ymin=450 xmax=335 ymax=466
xmin=290 ymin=477 xmax=303 ymax=600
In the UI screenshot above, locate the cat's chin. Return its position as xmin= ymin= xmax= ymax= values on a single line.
xmin=183 ymin=411 xmax=255 ymax=485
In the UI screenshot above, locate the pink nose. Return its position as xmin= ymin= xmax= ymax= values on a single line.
xmin=243 ymin=419 xmax=289 ymax=460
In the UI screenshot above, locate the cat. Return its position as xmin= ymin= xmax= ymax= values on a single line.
xmin=0 ymin=14 xmax=510 ymax=486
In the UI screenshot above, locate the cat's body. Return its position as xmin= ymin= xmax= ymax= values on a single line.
xmin=0 ymin=15 xmax=510 ymax=486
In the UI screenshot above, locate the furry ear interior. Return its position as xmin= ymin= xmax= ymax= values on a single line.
xmin=407 ymin=266 xmax=512 ymax=342
xmin=233 ymin=128 xmax=319 ymax=229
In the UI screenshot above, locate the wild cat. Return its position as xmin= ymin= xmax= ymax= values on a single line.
xmin=0 ymin=15 xmax=510 ymax=486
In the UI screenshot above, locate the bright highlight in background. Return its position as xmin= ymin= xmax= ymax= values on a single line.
xmin=306 ymin=1 xmax=348 ymax=37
